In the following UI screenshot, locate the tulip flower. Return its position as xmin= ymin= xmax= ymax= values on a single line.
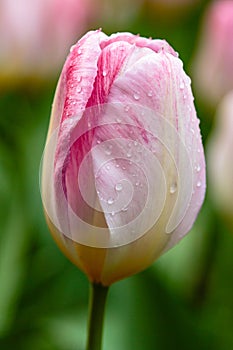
xmin=192 ymin=0 xmax=233 ymax=107
xmin=40 ymin=30 xmax=206 ymax=349
xmin=0 ymin=0 xmax=93 ymax=83
xmin=207 ymin=91 xmax=233 ymax=218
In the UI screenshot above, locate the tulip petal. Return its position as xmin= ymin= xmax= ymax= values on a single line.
xmin=91 ymin=44 xmax=205 ymax=249
xmin=44 ymin=30 xmax=110 ymax=244
xmin=100 ymin=32 xmax=177 ymax=57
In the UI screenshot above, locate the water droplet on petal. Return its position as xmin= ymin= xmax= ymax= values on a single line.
xmin=180 ymin=82 xmax=185 ymax=90
xmin=115 ymin=183 xmax=123 ymax=192
xmin=196 ymin=164 xmax=201 ymax=172
xmin=124 ymin=105 xmax=130 ymax=112
xmin=102 ymin=70 xmax=107 ymax=77
xmin=196 ymin=181 xmax=202 ymax=188
xmin=121 ymin=206 xmax=128 ymax=212
xmin=108 ymin=198 xmax=114 ymax=205
xmin=70 ymin=45 xmax=75 ymax=53
xmin=77 ymin=86 xmax=82 ymax=93
xmin=105 ymin=149 xmax=112 ymax=155
xmin=147 ymin=90 xmax=153 ymax=97
xmin=78 ymin=48 xmax=82 ymax=55
xmin=77 ymin=75 xmax=82 ymax=83
xmin=133 ymin=93 xmax=140 ymax=100
xmin=170 ymin=183 xmax=177 ymax=194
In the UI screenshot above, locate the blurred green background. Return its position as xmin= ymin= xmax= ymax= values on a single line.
xmin=0 ymin=0 xmax=233 ymax=349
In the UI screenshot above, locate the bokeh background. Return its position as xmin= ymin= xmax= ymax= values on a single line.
xmin=0 ymin=0 xmax=233 ymax=349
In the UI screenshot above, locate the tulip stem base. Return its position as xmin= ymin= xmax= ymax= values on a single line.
xmin=86 ymin=282 xmax=109 ymax=350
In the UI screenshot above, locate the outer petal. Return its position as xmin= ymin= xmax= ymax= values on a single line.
xmin=100 ymin=32 xmax=177 ymax=56
xmin=89 ymin=46 xmax=205 ymax=284
xmin=42 ymin=30 xmax=109 ymax=247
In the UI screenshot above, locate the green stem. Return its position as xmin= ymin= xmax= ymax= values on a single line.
xmin=86 ymin=283 xmax=109 ymax=350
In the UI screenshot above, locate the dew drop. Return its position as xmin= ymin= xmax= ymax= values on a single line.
xmin=121 ymin=206 xmax=128 ymax=212
xmin=87 ymin=121 xmax=91 ymax=128
xmin=102 ymin=70 xmax=107 ymax=77
xmin=111 ymin=211 xmax=115 ymax=216
xmin=78 ymin=48 xmax=82 ymax=55
xmin=116 ymin=118 xmax=121 ymax=123
xmin=124 ymin=105 xmax=130 ymax=112
xmin=105 ymin=149 xmax=112 ymax=156
xmin=126 ymin=152 xmax=132 ymax=158
xmin=77 ymin=75 xmax=82 ymax=83
xmin=115 ymin=183 xmax=123 ymax=192
xmin=147 ymin=90 xmax=153 ymax=97
xmin=196 ymin=181 xmax=202 ymax=188
xmin=180 ymin=82 xmax=185 ymax=90
xmin=70 ymin=45 xmax=75 ymax=53
xmin=107 ymin=198 xmax=114 ymax=205
xmin=77 ymin=86 xmax=82 ymax=93
xmin=97 ymin=139 xmax=101 ymax=144
xmin=196 ymin=164 xmax=201 ymax=172
xmin=135 ymin=181 xmax=140 ymax=186
xmin=170 ymin=183 xmax=177 ymax=194
xmin=133 ymin=93 xmax=140 ymax=100
xmin=106 ymin=165 xmax=111 ymax=170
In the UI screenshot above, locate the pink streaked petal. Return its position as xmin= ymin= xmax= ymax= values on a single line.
xmin=100 ymin=32 xmax=177 ymax=57
xmin=59 ymin=29 xmax=107 ymax=125
xmin=86 ymin=40 xmax=133 ymax=107
xmin=48 ymin=30 xmax=108 ymax=136
xmin=92 ymin=48 xmax=205 ymax=247
xmin=50 ymin=30 xmax=108 ymax=234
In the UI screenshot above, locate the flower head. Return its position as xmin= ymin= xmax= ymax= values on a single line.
xmin=41 ymin=30 xmax=206 ymax=285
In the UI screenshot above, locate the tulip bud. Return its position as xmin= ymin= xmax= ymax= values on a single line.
xmin=207 ymin=91 xmax=233 ymax=218
xmin=41 ymin=30 xmax=206 ymax=286
xmin=192 ymin=0 xmax=233 ymax=107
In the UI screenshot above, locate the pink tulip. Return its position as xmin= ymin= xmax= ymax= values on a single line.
xmin=208 ymin=91 xmax=233 ymax=217
xmin=192 ymin=0 xmax=233 ymax=106
xmin=41 ymin=30 xmax=206 ymax=286
xmin=0 ymin=0 xmax=92 ymax=81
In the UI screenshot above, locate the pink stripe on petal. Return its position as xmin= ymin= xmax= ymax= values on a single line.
xmin=100 ymin=32 xmax=177 ymax=56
